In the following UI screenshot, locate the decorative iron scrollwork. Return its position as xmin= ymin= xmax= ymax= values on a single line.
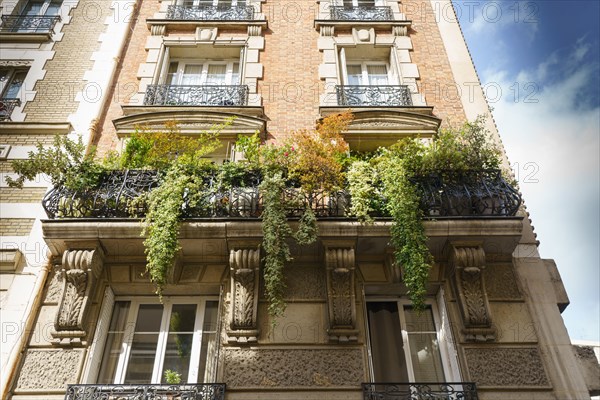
xmin=329 ymin=6 xmax=393 ymax=20
xmin=166 ymin=5 xmax=254 ymax=20
xmin=0 ymin=15 xmax=60 ymax=33
xmin=413 ymin=170 xmax=522 ymax=217
xmin=362 ymin=382 xmax=479 ymax=400
xmin=0 ymin=98 xmax=20 ymax=121
xmin=336 ymin=85 xmax=413 ymax=107
xmin=143 ymin=84 xmax=249 ymax=106
xmin=64 ymin=384 xmax=226 ymax=400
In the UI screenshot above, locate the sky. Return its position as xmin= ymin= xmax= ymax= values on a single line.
xmin=455 ymin=0 xmax=600 ymax=341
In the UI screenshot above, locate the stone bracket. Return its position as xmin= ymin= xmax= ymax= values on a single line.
xmin=324 ymin=244 xmax=358 ymax=343
xmin=227 ymin=246 xmax=260 ymax=343
xmin=52 ymin=247 xmax=105 ymax=345
xmin=449 ymin=243 xmax=496 ymax=342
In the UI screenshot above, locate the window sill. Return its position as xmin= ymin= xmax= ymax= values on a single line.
xmin=314 ymin=19 xmax=410 ymax=31
xmin=146 ymin=18 xmax=267 ymax=32
xmin=0 ymin=31 xmax=54 ymax=43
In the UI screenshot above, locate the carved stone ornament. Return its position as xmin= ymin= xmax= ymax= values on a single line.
xmin=0 ymin=60 xmax=32 ymax=68
xmin=227 ymin=247 xmax=260 ymax=343
xmin=449 ymin=244 xmax=496 ymax=342
xmin=150 ymin=24 xmax=166 ymax=36
xmin=320 ymin=25 xmax=334 ymax=37
xmin=392 ymin=25 xmax=408 ymax=36
xmin=248 ymin=25 xmax=262 ymax=36
xmin=52 ymin=248 xmax=104 ymax=345
xmin=325 ymin=247 xmax=358 ymax=342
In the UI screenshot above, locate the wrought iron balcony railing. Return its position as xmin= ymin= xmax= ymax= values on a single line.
xmin=0 ymin=98 xmax=21 ymax=121
xmin=166 ymin=5 xmax=254 ymax=20
xmin=362 ymin=382 xmax=479 ymax=400
xmin=42 ymin=169 xmax=521 ymax=219
xmin=329 ymin=5 xmax=393 ymax=20
xmin=336 ymin=85 xmax=413 ymax=107
xmin=0 ymin=15 xmax=60 ymax=33
xmin=413 ymin=170 xmax=522 ymax=217
xmin=64 ymin=383 xmax=226 ymax=400
xmin=143 ymin=84 xmax=249 ymax=106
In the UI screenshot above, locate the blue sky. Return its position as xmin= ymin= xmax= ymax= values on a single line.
xmin=455 ymin=0 xmax=600 ymax=341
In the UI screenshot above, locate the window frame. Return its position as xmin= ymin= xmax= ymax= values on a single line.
xmin=345 ymin=61 xmax=392 ymax=86
xmin=0 ymin=67 xmax=28 ymax=100
xmin=99 ymin=296 xmax=219 ymax=385
xmin=166 ymin=59 xmax=240 ymax=86
xmin=364 ymin=297 xmax=460 ymax=383
xmin=17 ymin=0 xmax=62 ymax=17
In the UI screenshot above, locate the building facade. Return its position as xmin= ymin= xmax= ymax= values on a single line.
xmin=1 ymin=0 xmax=597 ymax=399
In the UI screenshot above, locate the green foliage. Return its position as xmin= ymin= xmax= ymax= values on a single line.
xmin=295 ymin=206 xmax=317 ymax=245
xmin=346 ymin=160 xmax=377 ymax=223
xmin=163 ymin=369 xmax=182 ymax=384
xmin=5 ymin=135 xmax=105 ymax=190
xmin=259 ymin=172 xmax=293 ymax=319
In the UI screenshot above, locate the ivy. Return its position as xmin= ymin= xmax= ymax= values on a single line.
xmin=259 ymin=172 xmax=293 ymax=319
xmin=346 ymin=160 xmax=377 ymax=223
xmin=6 ymin=135 xmax=105 ymax=190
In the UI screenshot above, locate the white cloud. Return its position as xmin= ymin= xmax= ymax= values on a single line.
xmin=482 ymin=43 xmax=600 ymax=341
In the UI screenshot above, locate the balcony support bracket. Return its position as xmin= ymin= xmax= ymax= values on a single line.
xmin=324 ymin=242 xmax=358 ymax=343
xmin=449 ymin=243 xmax=496 ymax=342
xmin=227 ymin=245 xmax=260 ymax=343
xmin=51 ymin=245 xmax=105 ymax=345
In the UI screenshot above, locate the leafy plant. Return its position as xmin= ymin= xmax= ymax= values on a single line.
xmin=164 ymin=369 xmax=182 ymax=384
xmin=346 ymin=160 xmax=377 ymax=223
xmin=5 ymin=135 xmax=105 ymax=190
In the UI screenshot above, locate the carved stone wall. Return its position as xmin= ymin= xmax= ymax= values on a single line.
xmin=284 ymin=265 xmax=327 ymax=300
xmin=485 ymin=264 xmax=522 ymax=300
xmin=223 ymin=348 xmax=364 ymax=388
xmin=15 ymin=349 xmax=84 ymax=392
xmin=52 ymin=247 xmax=104 ymax=345
xmin=449 ymin=244 xmax=495 ymax=342
xmin=465 ymin=347 xmax=550 ymax=387
xmin=228 ymin=247 xmax=260 ymax=343
xmin=325 ymin=247 xmax=358 ymax=342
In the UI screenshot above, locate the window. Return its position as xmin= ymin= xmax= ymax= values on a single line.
xmin=179 ymin=0 xmax=246 ymax=6
xmin=366 ymin=300 xmax=454 ymax=382
xmin=0 ymin=68 xmax=26 ymax=120
xmin=97 ymin=298 xmax=219 ymax=384
xmin=166 ymin=60 xmax=240 ymax=86
xmin=8 ymin=0 xmax=62 ymax=33
xmin=345 ymin=62 xmax=391 ymax=86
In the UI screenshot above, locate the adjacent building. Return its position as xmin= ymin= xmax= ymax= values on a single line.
xmin=1 ymin=0 xmax=597 ymax=399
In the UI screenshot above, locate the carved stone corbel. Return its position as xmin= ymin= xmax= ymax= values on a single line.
xmin=449 ymin=244 xmax=496 ymax=342
xmin=227 ymin=247 xmax=260 ymax=343
xmin=324 ymin=246 xmax=358 ymax=343
xmin=52 ymin=247 xmax=104 ymax=345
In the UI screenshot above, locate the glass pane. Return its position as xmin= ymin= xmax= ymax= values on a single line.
xmin=167 ymin=62 xmax=178 ymax=85
xmin=97 ymin=301 xmax=131 ymax=384
xmin=407 ymin=332 xmax=445 ymax=382
xmin=182 ymin=65 xmax=203 ymax=85
xmin=22 ymin=0 xmax=44 ymax=15
xmin=366 ymin=302 xmax=409 ymax=382
xmin=198 ymin=301 xmax=219 ymax=383
xmin=206 ymin=64 xmax=226 ymax=85
xmin=403 ymin=305 xmax=445 ymax=382
xmin=4 ymin=70 xmax=27 ymax=99
xmin=346 ymin=65 xmax=362 ymax=85
xmin=161 ymin=304 xmax=198 ymax=383
xmin=45 ymin=0 xmax=62 ymax=16
xmin=123 ymin=304 xmax=163 ymax=383
xmin=404 ymin=306 xmax=436 ymax=332
xmin=231 ymin=63 xmax=240 ymax=85
xmin=367 ymin=65 xmax=388 ymax=85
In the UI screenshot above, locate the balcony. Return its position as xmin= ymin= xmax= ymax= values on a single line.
xmin=64 ymin=384 xmax=226 ymax=400
xmin=41 ymin=169 xmax=520 ymax=219
xmin=143 ymin=84 xmax=249 ymax=106
xmin=166 ymin=5 xmax=254 ymax=20
xmin=336 ymin=85 xmax=413 ymax=107
xmin=0 ymin=99 xmax=21 ymax=121
xmin=0 ymin=15 xmax=60 ymax=41
xmin=330 ymin=5 xmax=393 ymax=20
xmin=362 ymin=382 xmax=478 ymax=400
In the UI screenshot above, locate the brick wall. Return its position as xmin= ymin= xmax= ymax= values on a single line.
xmin=0 ymin=218 xmax=35 ymax=236
xmin=259 ymin=1 xmax=322 ymax=138
xmin=0 ymin=161 xmax=14 ymax=173
xmin=0 ymin=188 xmax=47 ymax=203
xmin=0 ymin=135 xmax=57 ymax=146
xmin=24 ymin=0 xmax=114 ymax=122
xmin=403 ymin=0 xmax=467 ymax=126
